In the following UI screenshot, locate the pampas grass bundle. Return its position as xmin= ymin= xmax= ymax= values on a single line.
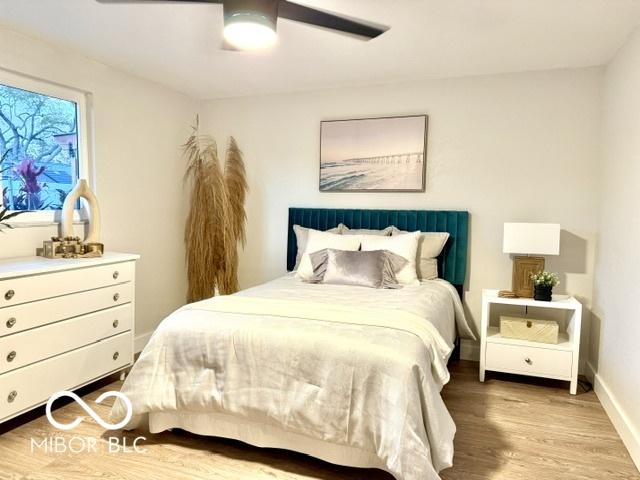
xmin=220 ymin=137 xmax=248 ymax=294
xmin=183 ymin=124 xmax=247 ymax=303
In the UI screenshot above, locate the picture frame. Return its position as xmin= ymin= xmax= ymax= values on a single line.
xmin=319 ymin=114 xmax=428 ymax=192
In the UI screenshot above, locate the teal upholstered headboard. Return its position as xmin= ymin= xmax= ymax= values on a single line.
xmin=287 ymin=208 xmax=469 ymax=291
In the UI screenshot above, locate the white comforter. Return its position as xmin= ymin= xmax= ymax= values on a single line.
xmin=111 ymin=275 xmax=475 ymax=480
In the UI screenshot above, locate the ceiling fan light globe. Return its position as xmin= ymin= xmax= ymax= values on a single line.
xmin=224 ymin=13 xmax=277 ymax=50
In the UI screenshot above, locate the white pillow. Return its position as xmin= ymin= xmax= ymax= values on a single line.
xmin=416 ymin=232 xmax=449 ymax=280
xmin=293 ymin=225 xmax=342 ymax=269
xmin=296 ymin=229 xmax=361 ymax=281
xmin=360 ymin=231 xmax=421 ymax=285
xmin=391 ymin=228 xmax=450 ymax=280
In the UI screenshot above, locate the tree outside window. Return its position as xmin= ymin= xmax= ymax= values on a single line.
xmin=0 ymin=83 xmax=79 ymax=211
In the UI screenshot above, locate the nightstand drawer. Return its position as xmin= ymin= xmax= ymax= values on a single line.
xmin=485 ymin=343 xmax=573 ymax=378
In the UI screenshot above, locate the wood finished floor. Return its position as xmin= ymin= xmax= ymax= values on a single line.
xmin=0 ymin=360 xmax=637 ymax=480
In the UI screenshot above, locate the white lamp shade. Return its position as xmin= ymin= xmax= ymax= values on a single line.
xmin=503 ymin=223 xmax=561 ymax=255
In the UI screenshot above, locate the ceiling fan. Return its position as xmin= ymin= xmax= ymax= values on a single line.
xmin=96 ymin=0 xmax=389 ymax=50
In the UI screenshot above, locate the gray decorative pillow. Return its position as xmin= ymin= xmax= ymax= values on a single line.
xmin=339 ymin=223 xmax=393 ymax=236
xmin=293 ymin=225 xmax=342 ymax=269
xmin=308 ymin=249 xmax=408 ymax=289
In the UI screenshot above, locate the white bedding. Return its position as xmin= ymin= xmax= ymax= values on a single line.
xmin=236 ymin=274 xmax=474 ymax=348
xmin=111 ymin=275 xmax=475 ymax=480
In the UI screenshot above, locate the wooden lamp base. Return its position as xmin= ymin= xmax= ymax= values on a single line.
xmin=512 ymin=256 xmax=545 ymax=298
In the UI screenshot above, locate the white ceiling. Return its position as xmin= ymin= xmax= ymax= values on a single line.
xmin=1 ymin=0 xmax=640 ymax=99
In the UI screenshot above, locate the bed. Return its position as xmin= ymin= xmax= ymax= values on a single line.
xmin=111 ymin=208 xmax=473 ymax=480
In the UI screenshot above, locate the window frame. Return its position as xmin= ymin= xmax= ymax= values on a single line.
xmin=0 ymin=68 xmax=93 ymax=226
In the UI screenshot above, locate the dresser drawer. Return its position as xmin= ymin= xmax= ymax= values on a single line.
xmin=0 ymin=283 xmax=133 ymax=336
xmin=0 ymin=304 xmax=132 ymax=374
xmin=0 ymin=261 xmax=134 ymax=307
xmin=485 ymin=342 xmax=573 ymax=379
xmin=0 ymin=332 xmax=132 ymax=421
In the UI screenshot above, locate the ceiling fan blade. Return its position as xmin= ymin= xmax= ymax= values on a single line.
xmin=277 ymin=0 xmax=388 ymax=40
xmin=96 ymin=0 xmax=222 ymax=4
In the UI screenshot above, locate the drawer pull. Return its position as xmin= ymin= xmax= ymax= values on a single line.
xmin=113 ymin=293 xmax=120 ymax=302
xmin=6 ymin=318 xmax=16 ymax=329
xmin=4 ymin=290 xmax=15 ymax=301
xmin=7 ymin=390 xmax=17 ymax=403
xmin=113 ymin=319 xmax=119 ymax=328
xmin=524 ymin=357 xmax=532 ymax=365
xmin=113 ymin=271 xmax=120 ymax=280
xmin=6 ymin=351 xmax=16 ymax=362
xmin=113 ymin=351 xmax=119 ymax=361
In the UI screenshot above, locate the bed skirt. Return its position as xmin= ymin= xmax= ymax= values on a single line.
xmin=146 ymin=411 xmax=393 ymax=476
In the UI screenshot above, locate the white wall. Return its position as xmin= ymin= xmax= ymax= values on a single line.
xmin=1 ymin=20 xmax=637 ymax=466
xmin=200 ymin=68 xmax=602 ymax=361
xmin=590 ymin=26 xmax=640 ymax=467
xmin=1 ymin=20 xmax=636 ymax=467
xmin=0 ymin=26 xmax=198 ymax=340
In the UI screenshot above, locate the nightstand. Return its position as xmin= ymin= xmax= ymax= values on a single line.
xmin=479 ymin=289 xmax=582 ymax=394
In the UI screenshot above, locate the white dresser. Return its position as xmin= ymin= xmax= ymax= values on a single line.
xmin=0 ymin=252 xmax=139 ymax=422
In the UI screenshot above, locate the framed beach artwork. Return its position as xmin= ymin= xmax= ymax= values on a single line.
xmin=319 ymin=114 xmax=427 ymax=192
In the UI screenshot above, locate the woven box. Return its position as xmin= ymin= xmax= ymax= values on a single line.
xmin=499 ymin=316 xmax=559 ymax=344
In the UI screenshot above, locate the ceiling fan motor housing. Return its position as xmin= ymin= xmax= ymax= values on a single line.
xmin=223 ymin=0 xmax=279 ymax=32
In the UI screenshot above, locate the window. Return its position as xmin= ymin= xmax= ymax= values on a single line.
xmin=0 ymin=70 xmax=90 ymax=222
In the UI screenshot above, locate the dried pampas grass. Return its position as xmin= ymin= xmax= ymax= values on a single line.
xmin=224 ymin=137 xmax=247 ymax=247
xmin=219 ymin=137 xmax=247 ymax=294
xmin=183 ymin=123 xmax=247 ymax=303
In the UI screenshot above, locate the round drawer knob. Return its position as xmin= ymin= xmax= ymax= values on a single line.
xmin=113 ymin=319 xmax=119 ymax=328
xmin=113 ymin=271 xmax=120 ymax=280
xmin=6 ymin=318 xmax=16 ymax=329
xmin=6 ymin=351 xmax=16 ymax=362
xmin=113 ymin=351 xmax=119 ymax=361
xmin=4 ymin=290 xmax=15 ymax=301
xmin=524 ymin=357 xmax=532 ymax=365
xmin=113 ymin=293 xmax=120 ymax=302
xmin=7 ymin=390 xmax=17 ymax=403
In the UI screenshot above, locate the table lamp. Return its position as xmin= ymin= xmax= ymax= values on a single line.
xmin=503 ymin=223 xmax=560 ymax=297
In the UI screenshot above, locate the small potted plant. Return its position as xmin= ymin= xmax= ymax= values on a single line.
xmin=530 ymin=271 xmax=559 ymax=301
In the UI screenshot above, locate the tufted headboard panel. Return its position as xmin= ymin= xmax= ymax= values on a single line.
xmin=287 ymin=208 xmax=469 ymax=291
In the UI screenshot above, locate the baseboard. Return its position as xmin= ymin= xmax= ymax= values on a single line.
xmin=586 ymin=361 xmax=640 ymax=471
xmin=460 ymin=339 xmax=479 ymax=361
xmin=134 ymin=331 xmax=153 ymax=353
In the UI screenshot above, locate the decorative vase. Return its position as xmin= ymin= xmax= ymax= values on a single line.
xmin=61 ymin=179 xmax=101 ymax=244
xmin=534 ymin=285 xmax=553 ymax=301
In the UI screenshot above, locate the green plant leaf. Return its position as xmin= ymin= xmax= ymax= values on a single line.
xmin=2 ymin=211 xmax=27 ymax=220
xmin=0 ymin=209 xmax=29 ymax=222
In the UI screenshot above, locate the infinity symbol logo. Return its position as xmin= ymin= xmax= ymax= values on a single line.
xmin=45 ymin=391 xmax=133 ymax=431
